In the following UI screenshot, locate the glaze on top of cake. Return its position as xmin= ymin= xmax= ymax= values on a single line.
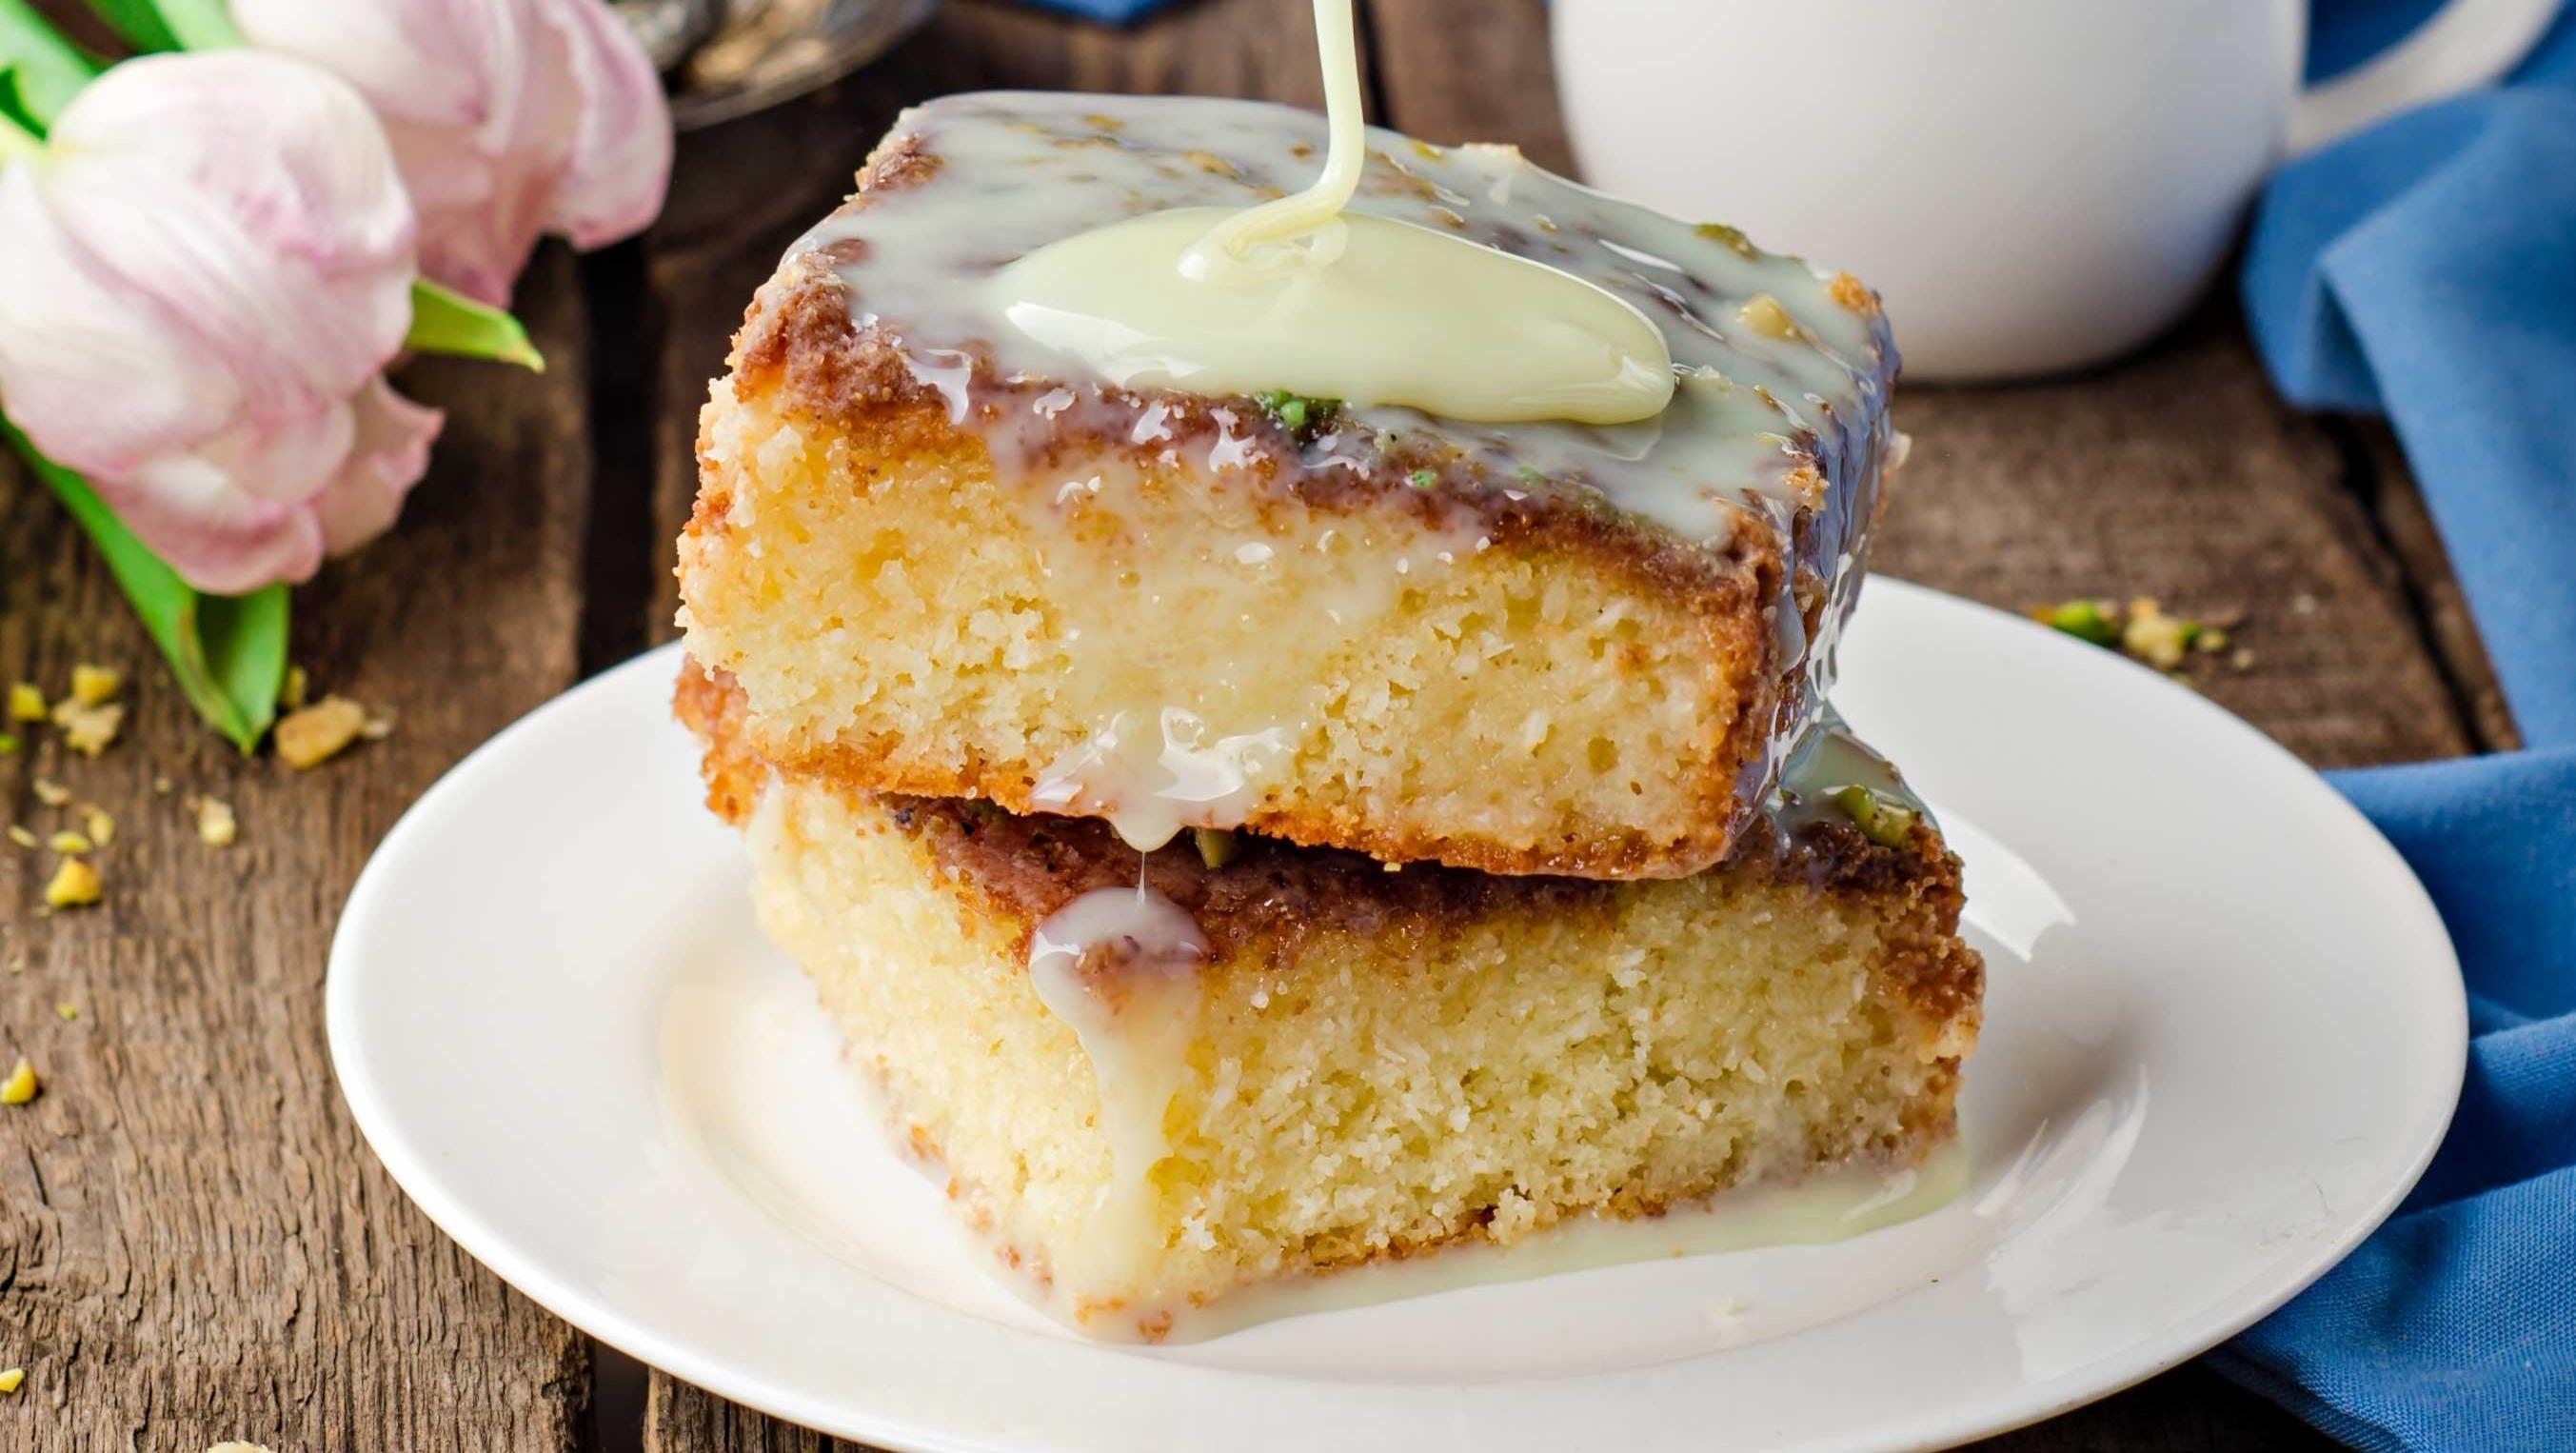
xmin=759 ymin=90 xmax=1902 ymax=829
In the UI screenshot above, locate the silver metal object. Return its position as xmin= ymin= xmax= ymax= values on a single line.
xmin=642 ymin=0 xmax=941 ymax=130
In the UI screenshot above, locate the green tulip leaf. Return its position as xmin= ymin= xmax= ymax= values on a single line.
xmin=406 ymin=280 xmax=546 ymax=372
xmin=0 ymin=0 xmax=100 ymax=126
xmin=4 ymin=420 xmax=287 ymax=753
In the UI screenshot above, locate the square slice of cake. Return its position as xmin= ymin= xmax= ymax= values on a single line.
xmin=680 ymin=661 xmax=1981 ymax=1338
xmin=677 ymin=91 xmax=1900 ymax=879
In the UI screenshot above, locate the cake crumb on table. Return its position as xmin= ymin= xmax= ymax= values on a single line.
xmin=31 ymin=777 xmax=69 ymax=807
xmin=1 ymin=1059 xmax=36 ymax=1105
xmin=69 ymin=664 xmax=119 ymax=706
xmin=6 ymin=825 xmax=34 ymax=849
xmin=196 ymin=797 xmax=238 ymax=848
xmin=6 ymin=683 xmax=43 ymax=722
xmin=51 ymin=698 xmax=123 ymax=756
xmin=46 ymin=830 xmax=90 ymax=855
xmin=53 ymin=1002 xmax=76 ymax=1022
xmin=84 ymin=806 xmax=112 ymax=846
xmin=44 ymin=857 xmax=100 ymax=909
xmin=275 ymin=697 xmax=368 ymax=768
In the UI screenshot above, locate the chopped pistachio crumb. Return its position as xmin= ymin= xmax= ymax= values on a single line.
xmin=1249 ymin=388 xmax=1338 ymax=439
xmin=2121 ymin=598 xmax=2199 ymax=669
xmin=1192 ymin=826 xmax=1239 ymax=870
xmin=279 ymin=664 xmax=308 ymax=711
xmin=83 ymin=806 xmax=111 ymax=847
xmin=0 ymin=732 xmax=15 ymax=755
xmin=2036 ymin=598 xmax=2121 ymax=647
xmin=6 ymin=826 xmax=31 ymax=849
xmin=51 ymin=699 xmax=123 ymax=756
xmin=7 ymin=683 xmax=43 ymax=722
xmin=1 ymin=1059 xmax=35 ymax=1105
xmin=53 ymin=1002 xmax=75 ymax=1022
xmin=275 ymin=696 xmax=367 ymax=768
xmin=1831 ymin=784 xmax=1918 ymax=848
xmin=43 ymin=857 xmax=100 ymax=909
xmin=196 ymin=797 xmax=237 ymax=848
xmin=31 ymin=777 xmax=69 ymax=807
xmin=46 ymin=830 xmax=90 ymax=856
xmin=1516 ymin=465 xmax=1546 ymax=486
xmin=1408 ymin=469 xmax=1437 ymax=488
xmin=69 ymin=664 xmax=120 ymax=706
xmin=1694 ymin=220 xmax=1756 ymax=257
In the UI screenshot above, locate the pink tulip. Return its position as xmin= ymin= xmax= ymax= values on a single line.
xmin=236 ymin=0 xmax=674 ymax=308
xmin=0 ymin=51 xmax=441 ymax=595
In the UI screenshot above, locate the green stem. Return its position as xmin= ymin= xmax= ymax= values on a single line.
xmin=158 ymin=0 xmax=241 ymax=50
xmin=3 ymin=416 xmax=287 ymax=753
xmin=0 ymin=0 xmax=101 ymax=126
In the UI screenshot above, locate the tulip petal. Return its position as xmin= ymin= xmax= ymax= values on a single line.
xmin=0 ymin=50 xmax=432 ymax=593
xmin=538 ymin=0 xmax=673 ymax=250
xmin=235 ymin=0 xmax=672 ymax=307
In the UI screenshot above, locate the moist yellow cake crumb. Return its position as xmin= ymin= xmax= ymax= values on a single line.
xmin=46 ymin=830 xmax=89 ymax=856
xmin=7 ymin=826 xmax=34 ymax=849
xmin=31 ymin=777 xmax=69 ymax=807
xmin=7 ymin=683 xmax=43 ymax=723
xmin=1 ymin=1059 xmax=36 ymax=1105
xmin=83 ymin=806 xmax=112 ymax=847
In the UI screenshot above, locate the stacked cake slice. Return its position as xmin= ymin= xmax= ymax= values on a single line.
xmin=674 ymin=91 xmax=1982 ymax=1339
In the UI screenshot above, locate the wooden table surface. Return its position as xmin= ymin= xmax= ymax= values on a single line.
xmin=0 ymin=3 xmax=2507 ymax=1449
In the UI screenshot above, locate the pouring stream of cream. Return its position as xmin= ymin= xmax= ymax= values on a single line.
xmin=990 ymin=0 xmax=1676 ymax=425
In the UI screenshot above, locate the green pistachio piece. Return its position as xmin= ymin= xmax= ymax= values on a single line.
xmin=2042 ymin=598 xmax=2121 ymax=647
xmin=1192 ymin=826 xmax=1239 ymax=870
xmin=1830 ymin=784 xmax=1918 ymax=848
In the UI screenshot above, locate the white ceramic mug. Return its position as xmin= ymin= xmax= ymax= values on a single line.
xmin=1555 ymin=0 xmax=2560 ymax=381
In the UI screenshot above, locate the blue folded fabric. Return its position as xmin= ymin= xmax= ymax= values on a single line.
xmin=2217 ymin=3 xmax=2576 ymax=1447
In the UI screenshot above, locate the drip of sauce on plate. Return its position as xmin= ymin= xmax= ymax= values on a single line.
xmin=992 ymin=1 xmax=1674 ymax=425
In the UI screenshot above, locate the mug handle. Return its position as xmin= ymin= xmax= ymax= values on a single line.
xmin=2290 ymin=0 xmax=2562 ymax=153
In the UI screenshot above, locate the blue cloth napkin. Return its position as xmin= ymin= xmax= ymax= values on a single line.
xmin=2216 ymin=3 xmax=2576 ymax=1447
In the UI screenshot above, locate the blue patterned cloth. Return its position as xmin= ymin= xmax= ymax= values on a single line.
xmin=2212 ymin=4 xmax=2576 ymax=1448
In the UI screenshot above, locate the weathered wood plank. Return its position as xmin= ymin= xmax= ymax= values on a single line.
xmin=2338 ymin=416 xmax=2520 ymax=753
xmin=1879 ymin=299 xmax=2473 ymax=770
xmin=0 ymin=247 xmax=598 ymax=1451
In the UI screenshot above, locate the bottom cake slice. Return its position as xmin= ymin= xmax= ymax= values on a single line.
xmin=680 ymin=660 xmax=1981 ymax=1340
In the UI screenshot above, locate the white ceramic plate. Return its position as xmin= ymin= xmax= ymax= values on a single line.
xmin=328 ymin=579 xmax=2466 ymax=1452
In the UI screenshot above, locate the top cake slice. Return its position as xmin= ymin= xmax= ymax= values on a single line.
xmin=677 ymin=91 xmax=1899 ymax=879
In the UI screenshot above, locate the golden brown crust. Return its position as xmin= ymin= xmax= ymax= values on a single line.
xmin=678 ymin=656 xmax=1982 ymax=1039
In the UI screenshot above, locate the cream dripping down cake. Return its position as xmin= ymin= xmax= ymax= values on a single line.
xmin=674 ymin=17 xmax=1981 ymax=1341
